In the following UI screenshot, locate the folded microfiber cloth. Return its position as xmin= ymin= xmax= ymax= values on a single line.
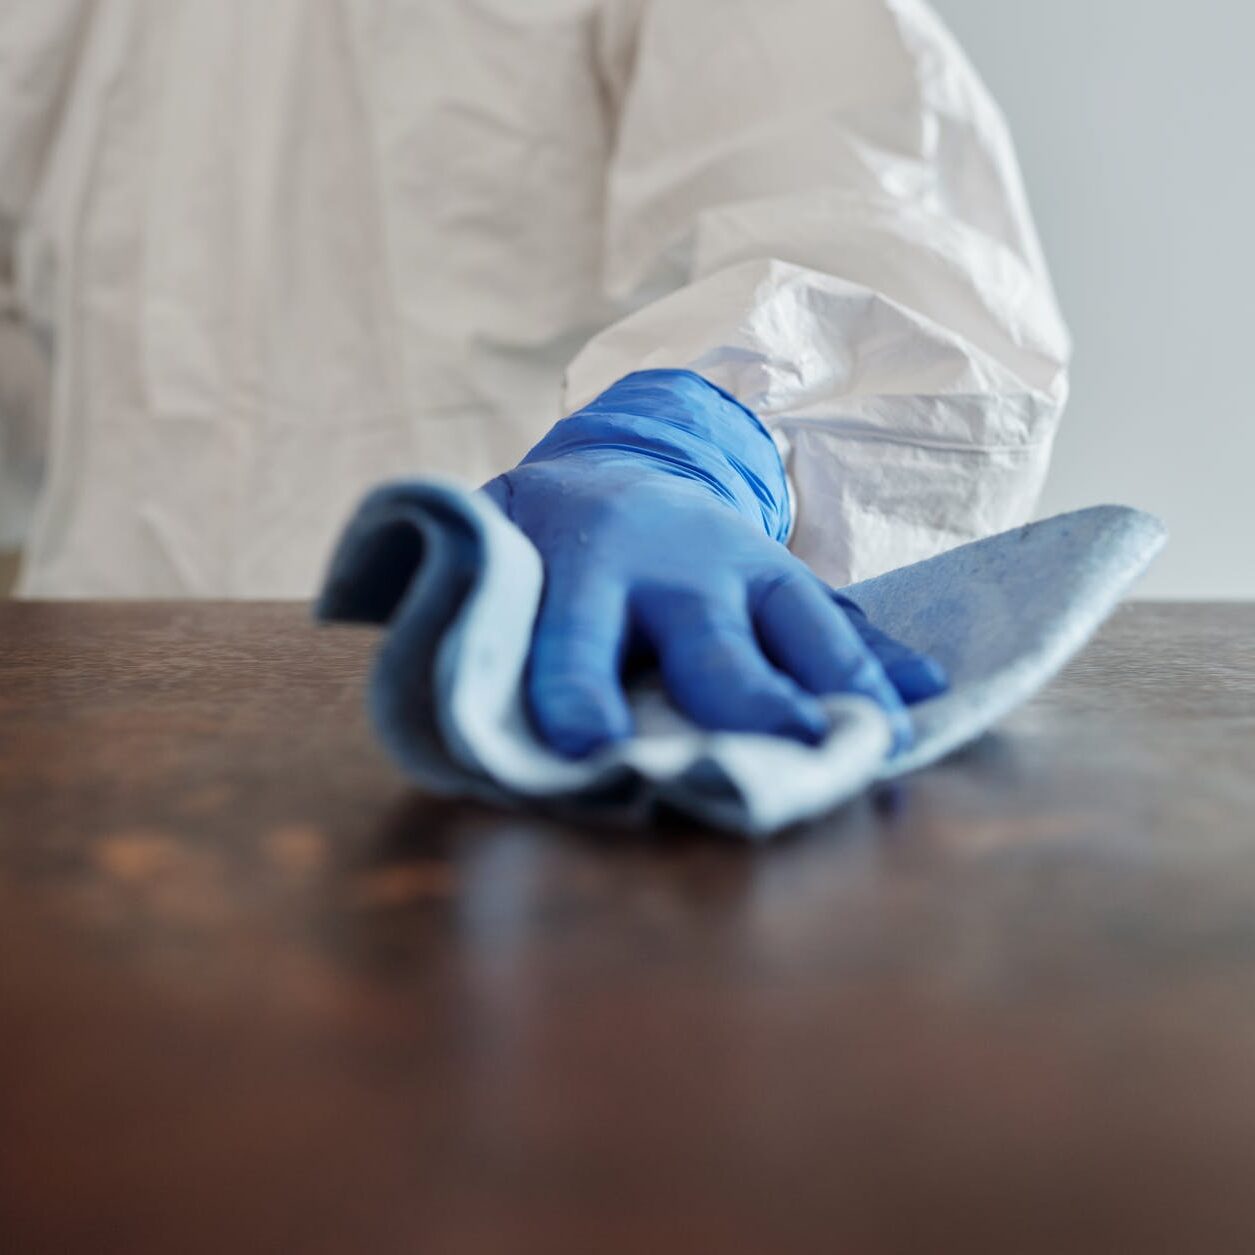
xmin=317 ymin=481 xmax=1165 ymax=837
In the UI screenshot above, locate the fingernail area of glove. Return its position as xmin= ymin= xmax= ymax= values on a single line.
xmin=781 ymin=702 xmax=831 ymax=747
xmin=546 ymin=724 xmax=630 ymax=760
xmin=532 ymin=688 xmax=631 ymax=759
xmin=889 ymin=656 xmax=950 ymax=705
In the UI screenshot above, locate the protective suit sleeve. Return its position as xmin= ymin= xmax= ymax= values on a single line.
xmin=572 ymin=0 xmax=1072 ymax=588
xmin=0 ymin=0 xmax=91 ymax=234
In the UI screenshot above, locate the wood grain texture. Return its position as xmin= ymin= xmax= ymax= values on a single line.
xmin=0 ymin=601 xmax=1253 ymax=1254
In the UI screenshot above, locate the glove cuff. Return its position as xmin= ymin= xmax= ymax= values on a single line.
xmin=522 ymin=369 xmax=791 ymax=543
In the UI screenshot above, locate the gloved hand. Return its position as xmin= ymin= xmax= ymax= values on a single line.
xmin=482 ymin=370 xmax=947 ymax=759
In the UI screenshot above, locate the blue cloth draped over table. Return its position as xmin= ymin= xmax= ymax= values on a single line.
xmin=317 ymin=483 xmax=1165 ymax=837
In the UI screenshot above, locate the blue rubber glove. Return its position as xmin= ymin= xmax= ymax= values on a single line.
xmin=482 ymin=370 xmax=947 ymax=759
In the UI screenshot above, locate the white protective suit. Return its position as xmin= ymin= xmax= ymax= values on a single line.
xmin=0 ymin=0 xmax=1069 ymax=598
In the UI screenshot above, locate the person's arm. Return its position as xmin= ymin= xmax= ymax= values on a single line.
xmin=487 ymin=0 xmax=1063 ymax=757
xmin=485 ymin=367 xmax=945 ymax=758
xmin=490 ymin=0 xmax=1071 ymax=758
xmin=578 ymin=0 xmax=1071 ymax=589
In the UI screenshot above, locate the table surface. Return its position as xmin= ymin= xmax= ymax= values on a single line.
xmin=1 ymin=601 xmax=1253 ymax=1254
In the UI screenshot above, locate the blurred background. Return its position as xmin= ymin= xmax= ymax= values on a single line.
xmin=935 ymin=0 xmax=1254 ymax=599
xmin=1 ymin=0 xmax=1250 ymax=598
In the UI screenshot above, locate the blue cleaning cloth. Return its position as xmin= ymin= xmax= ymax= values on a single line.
xmin=317 ymin=481 xmax=1165 ymax=837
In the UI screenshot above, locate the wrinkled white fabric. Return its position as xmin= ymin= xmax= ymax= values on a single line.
xmin=0 ymin=308 xmax=49 ymax=549
xmin=0 ymin=0 xmax=1069 ymax=597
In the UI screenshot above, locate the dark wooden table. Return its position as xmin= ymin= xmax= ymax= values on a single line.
xmin=1 ymin=602 xmax=1252 ymax=1254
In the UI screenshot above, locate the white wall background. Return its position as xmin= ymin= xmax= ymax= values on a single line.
xmin=933 ymin=0 xmax=1255 ymax=598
